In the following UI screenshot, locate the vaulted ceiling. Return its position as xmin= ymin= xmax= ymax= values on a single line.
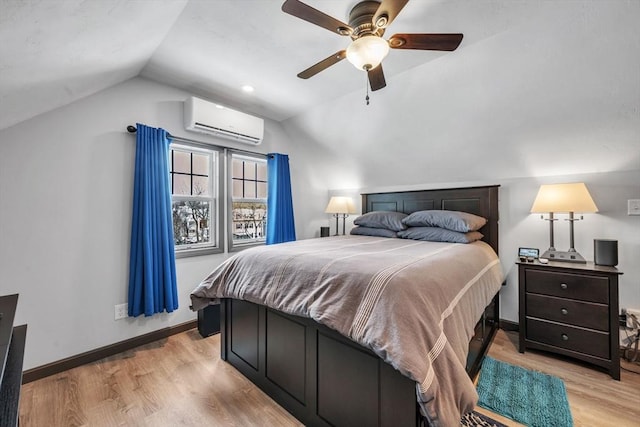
xmin=0 ymin=0 xmax=564 ymax=131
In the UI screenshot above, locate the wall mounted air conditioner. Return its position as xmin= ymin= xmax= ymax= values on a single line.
xmin=184 ymin=96 xmax=264 ymax=145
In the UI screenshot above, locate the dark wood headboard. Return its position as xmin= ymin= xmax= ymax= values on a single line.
xmin=362 ymin=185 xmax=500 ymax=254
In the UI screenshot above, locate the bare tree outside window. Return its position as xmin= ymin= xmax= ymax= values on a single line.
xmin=232 ymin=202 xmax=266 ymax=240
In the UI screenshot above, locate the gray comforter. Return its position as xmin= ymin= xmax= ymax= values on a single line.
xmin=190 ymin=236 xmax=504 ymax=427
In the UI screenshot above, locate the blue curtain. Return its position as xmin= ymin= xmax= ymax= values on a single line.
xmin=128 ymin=123 xmax=178 ymax=317
xmin=266 ymin=153 xmax=296 ymax=244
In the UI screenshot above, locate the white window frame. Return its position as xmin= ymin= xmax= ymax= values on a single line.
xmin=170 ymin=143 xmax=224 ymax=258
xmin=228 ymin=151 xmax=268 ymax=252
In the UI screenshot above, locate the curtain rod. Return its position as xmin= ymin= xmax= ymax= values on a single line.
xmin=126 ymin=125 xmax=269 ymax=158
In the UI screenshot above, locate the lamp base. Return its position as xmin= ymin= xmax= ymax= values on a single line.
xmin=540 ymin=249 xmax=587 ymax=264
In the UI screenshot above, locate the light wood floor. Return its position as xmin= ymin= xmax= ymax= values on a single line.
xmin=19 ymin=329 xmax=640 ymax=426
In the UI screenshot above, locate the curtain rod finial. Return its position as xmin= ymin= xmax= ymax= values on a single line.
xmin=127 ymin=125 xmax=137 ymax=133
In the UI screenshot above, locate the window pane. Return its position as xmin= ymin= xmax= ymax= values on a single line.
xmin=232 ymin=201 xmax=266 ymax=242
xmin=257 ymin=182 xmax=267 ymax=199
xmin=244 ymin=181 xmax=256 ymax=198
xmin=228 ymin=154 xmax=268 ymax=248
xmin=172 ymin=200 xmax=212 ymax=246
xmin=257 ymin=162 xmax=267 ymax=181
xmin=173 ymin=151 xmax=190 ymax=173
xmin=170 ymin=143 xmax=219 ymax=254
xmin=244 ymin=161 xmax=256 ymax=180
xmin=232 ymin=158 xmax=244 ymax=179
xmin=192 ymin=153 xmax=209 ymax=176
xmin=192 ymin=176 xmax=209 ymax=196
xmin=173 ymin=174 xmax=191 ymax=195
xmin=232 ymin=180 xmax=243 ymax=198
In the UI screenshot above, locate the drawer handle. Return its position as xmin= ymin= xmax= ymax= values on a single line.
xmin=561 ymin=333 xmax=569 ymax=341
xmin=560 ymin=283 xmax=568 ymax=290
xmin=561 ymin=308 xmax=568 ymax=315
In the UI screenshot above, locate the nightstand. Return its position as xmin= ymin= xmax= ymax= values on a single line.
xmin=518 ymin=261 xmax=622 ymax=380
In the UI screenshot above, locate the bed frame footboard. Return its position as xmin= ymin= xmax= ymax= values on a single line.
xmin=219 ymin=293 xmax=499 ymax=427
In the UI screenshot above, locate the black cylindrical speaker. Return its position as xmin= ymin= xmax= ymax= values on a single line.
xmin=594 ymin=239 xmax=618 ymax=266
xmin=320 ymin=226 xmax=330 ymax=237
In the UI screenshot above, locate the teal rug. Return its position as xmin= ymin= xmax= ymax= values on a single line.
xmin=477 ymin=357 xmax=573 ymax=427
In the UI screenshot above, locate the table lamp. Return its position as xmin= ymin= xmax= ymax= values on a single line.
xmin=325 ymin=196 xmax=357 ymax=236
xmin=530 ymin=182 xmax=598 ymax=263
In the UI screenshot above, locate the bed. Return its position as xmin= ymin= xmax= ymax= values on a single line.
xmin=191 ymin=185 xmax=502 ymax=427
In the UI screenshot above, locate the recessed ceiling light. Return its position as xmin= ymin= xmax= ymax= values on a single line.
xmin=241 ymin=85 xmax=254 ymax=93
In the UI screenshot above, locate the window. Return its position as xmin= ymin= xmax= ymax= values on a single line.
xmin=169 ymin=144 xmax=222 ymax=256
xmin=167 ymin=143 xmax=266 ymax=256
xmin=230 ymin=153 xmax=268 ymax=249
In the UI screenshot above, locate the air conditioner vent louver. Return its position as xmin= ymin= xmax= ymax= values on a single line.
xmin=193 ymin=122 xmax=262 ymax=143
xmin=184 ymin=97 xmax=264 ymax=145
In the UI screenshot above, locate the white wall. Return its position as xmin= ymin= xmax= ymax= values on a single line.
xmin=0 ymin=77 xmax=334 ymax=370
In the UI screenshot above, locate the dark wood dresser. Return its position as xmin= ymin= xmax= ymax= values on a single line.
xmin=0 ymin=294 xmax=27 ymax=427
xmin=518 ymin=261 xmax=622 ymax=379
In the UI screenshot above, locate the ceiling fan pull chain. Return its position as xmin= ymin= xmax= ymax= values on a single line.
xmin=365 ymin=73 xmax=370 ymax=106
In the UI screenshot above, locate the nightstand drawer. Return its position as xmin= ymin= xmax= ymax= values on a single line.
xmin=526 ymin=294 xmax=609 ymax=331
xmin=525 ymin=269 xmax=609 ymax=303
xmin=527 ymin=318 xmax=609 ymax=359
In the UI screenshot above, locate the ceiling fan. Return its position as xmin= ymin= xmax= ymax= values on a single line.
xmin=281 ymin=0 xmax=463 ymax=92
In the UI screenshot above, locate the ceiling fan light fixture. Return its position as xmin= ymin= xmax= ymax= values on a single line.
xmin=346 ymin=36 xmax=390 ymax=71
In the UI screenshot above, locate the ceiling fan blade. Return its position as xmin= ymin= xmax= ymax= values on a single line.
xmin=368 ymin=64 xmax=386 ymax=91
xmin=373 ymin=0 xmax=409 ymax=29
xmin=388 ymin=33 xmax=464 ymax=51
xmin=297 ymin=50 xmax=347 ymax=79
xmin=282 ymin=0 xmax=353 ymax=36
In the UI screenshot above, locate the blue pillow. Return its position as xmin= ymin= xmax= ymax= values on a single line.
xmin=350 ymin=226 xmax=398 ymax=238
xmin=397 ymin=227 xmax=483 ymax=243
xmin=353 ymin=211 xmax=408 ymax=231
xmin=402 ymin=210 xmax=487 ymax=232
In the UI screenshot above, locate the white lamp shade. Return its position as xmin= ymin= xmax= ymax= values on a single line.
xmin=346 ymin=36 xmax=390 ymax=71
xmin=325 ymin=196 xmax=357 ymax=214
xmin=530 ymin=183 xmax=598 ymax=213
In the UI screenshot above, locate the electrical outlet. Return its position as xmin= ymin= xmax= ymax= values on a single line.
xmin=619 ymin=313 xmax=627 ymax=327
xmin=114 ymin=303 xmax=128 ymax=320
xmin=628 ymin=199 xmax=640 ymax=216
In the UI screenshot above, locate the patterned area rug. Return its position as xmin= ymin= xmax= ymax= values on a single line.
xmin=476 ymin=357 xmax=573 ymax=427
xmin=460 ymin=410 xmax=508 ymax=427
